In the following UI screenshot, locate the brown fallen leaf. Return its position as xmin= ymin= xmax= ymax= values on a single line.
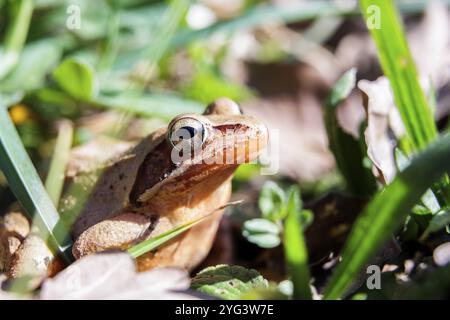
xmin=358 ymin=77 xmax=405 ymax=184
xmin=39 ymin=252 xmax=198 ymax=300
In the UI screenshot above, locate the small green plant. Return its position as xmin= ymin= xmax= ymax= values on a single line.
xmin=52 ymin=58 xmax=99 ymax=101
xmin=242 ymin=181 xmax=313 ymax=300
xmin=191 ymin=265 xmax=269 ymax=300
xmin=242 ymin=181 xmax=313 ymax=249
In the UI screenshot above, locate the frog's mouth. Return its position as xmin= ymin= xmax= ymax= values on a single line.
xmin=129 ymin=119 xmax=268 ymax=204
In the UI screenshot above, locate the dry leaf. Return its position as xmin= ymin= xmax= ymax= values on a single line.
xmin=358 ymin=77 xmax=405 ymax=184
xmin=336 ymin=92 xmax=367 ymax=138
xmin=39 ymin=252 xmax=197 ymax=300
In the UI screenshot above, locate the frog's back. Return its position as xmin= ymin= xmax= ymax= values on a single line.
xmin=60 ymin=128 xmax=166 ymax=239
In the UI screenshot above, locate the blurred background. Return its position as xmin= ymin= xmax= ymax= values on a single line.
xmin=3 ymin=0 xmax=448 ymax=190
xmin=2 ymin=0 xmax=449 ymax=197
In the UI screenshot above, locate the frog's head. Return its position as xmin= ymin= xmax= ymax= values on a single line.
xmin=130 ymin=98 xmax=268 ymax=205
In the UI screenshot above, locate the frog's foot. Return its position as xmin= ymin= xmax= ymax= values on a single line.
xmin=72 ymin=213 xmax=154 ymax=259
xmin=1 ymin=211 xmax=63 ymax=278
xmin=1 ymin=211 xmax=29 ymax=271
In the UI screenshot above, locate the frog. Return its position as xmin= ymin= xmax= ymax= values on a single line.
xmin=69 ymin=98 xmax=268 ymax=271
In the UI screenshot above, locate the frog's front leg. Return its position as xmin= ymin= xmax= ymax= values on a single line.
xmin=72 ymin=213 xmax=155 ymax=259
xmin=72 ymin=210 xmax=224 ymax=272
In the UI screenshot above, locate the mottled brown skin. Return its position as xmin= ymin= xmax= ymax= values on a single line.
xmin=0 ymin=212 xmax=30 ymax=271
xmin=71 ymin=98 xmax=268 ymax=271
xmin=1 ymin=211 xmax=63 ymax=278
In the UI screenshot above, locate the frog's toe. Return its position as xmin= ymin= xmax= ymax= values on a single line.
xmin=8 ymin=234 xmax=64 ymax=278
xmin=72 ymin=213 xmax=152 ymax=259
xmin=1 ymin=211 xmax=30 ymax=272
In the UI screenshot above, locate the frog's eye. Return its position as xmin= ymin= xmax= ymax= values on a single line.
xmin=168 ymin=117 xmax=207 ymax=150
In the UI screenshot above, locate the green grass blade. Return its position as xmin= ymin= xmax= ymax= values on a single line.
xmin=142 ymin=0 xmax=191 ymax=66
xmin=325 ymin=68 xmax=377 ymax=196
xmin=98 ymin=1 xmax=120 ymax=70
xmin=45 ymin=120 xmax=73 ymax=207
xmin=127 ymin=217 xmax=204 ymax=259
xmin=128 ymin=201 xmax=241 ymax=258
xmin=0 ymin=102 xmax=72 ymax=262
xmin=0 ymin=0 xmax=34 ymax=79
xmin=324 ymin=133 xmax=450 ymax=299
xmin=283 ymin=190 xmax=312 ymax=300
xmin=360 ymin=0 xmax=436 ymax=150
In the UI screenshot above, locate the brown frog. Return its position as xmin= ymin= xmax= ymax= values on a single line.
xmin=70 ymin=98 xmax=268 ymax=271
